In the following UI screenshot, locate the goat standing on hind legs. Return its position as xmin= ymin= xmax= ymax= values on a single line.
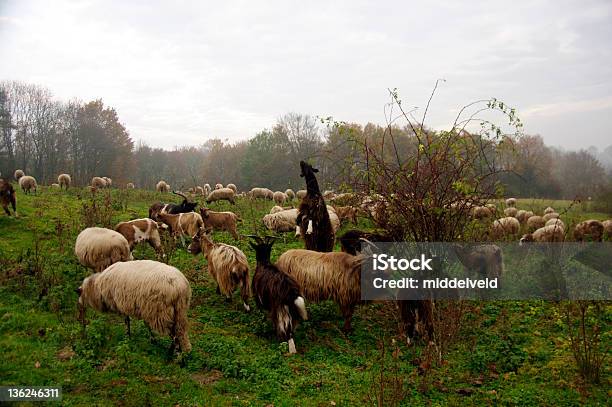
xmin=296 ymin=160 xmax=334 ymax=252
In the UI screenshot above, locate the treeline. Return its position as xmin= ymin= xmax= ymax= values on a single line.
xmin=1 ymin=81 xmax=610 ymax=200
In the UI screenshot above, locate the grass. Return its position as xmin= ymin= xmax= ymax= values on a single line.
xmin=0 ymin=187 xmax=610 ymax=406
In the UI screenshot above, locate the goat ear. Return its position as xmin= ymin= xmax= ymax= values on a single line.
xmin=75 ymin=287 xmax=82 ymax=296
xmin=313 ymin=168 xmax=319 ymax=173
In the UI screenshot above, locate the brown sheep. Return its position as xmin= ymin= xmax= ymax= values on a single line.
xmin=573 ymin=220 xmax=604 ymax=242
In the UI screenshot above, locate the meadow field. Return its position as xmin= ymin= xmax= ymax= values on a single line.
xmin=0 ymin=187 xmax=610 ymax=406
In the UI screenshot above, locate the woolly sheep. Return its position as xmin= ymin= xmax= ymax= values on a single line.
xmin=114 ymin=218 xmax=163 ymax=253
xmin=74 ymin=227 xmax=133 ymax=273
xmin=503 ymin=207 xmax=518 ymax=218
xmin=603 ymin=220 xmax=612 ymax=238
xmin=51 ymin=183 xmax=60 ymax=188
xmin=573 ymin=220 xmax=604 ymax=242
xmin=276 ymin=249 xmax=366 ymax=332
xmin=520 ymin=224 xmax=565 ymax=243
xmin=543 ymin=206 xmax=555 ymax=215
xmin=545 ymin=218 xmax=565 ymax=230
xmin=491 ymin=217 xmax=520 ymax=239
xmin=485 ymin=203 xmax=497 ymax=212
xmin=206 ymin=187 xmax=236 ymax=204
xmin=58 ymin=173 xmax=71 ymax=189
xmin=188 ymin=229 xmax=250 ymax=311
xmin=323 ymin=190 xmax=336 ymax=200
xmin=91 ymin=176 xmax=107 ymax=189
xmin=199 ymin=207 xmax=241 ymax=240
xmin=215 ymin=183 xmax=223 ymax=190
xmin=77 ymin=260 xmax=191 ymax=354
xmin=203 ymin=184 xmax=211 ymax=196
xmin=249 ymin=187 xmax=268 ymax=199
xmin=226 ymin=183 xmax=237 ymax=193
xmin=263 ymin=209 xmax=299 ymax=233
xmin=156 ymin=180 xmax=170 ymax=193
xmin=273 ymin=191 xmax=288 ymax=205
xmin=14 ymin=169 xmax=24 ymax=181
xmin=126 ymin=182 xmax=135 ymax=189
xmin=102 ymin=177 xmax=112 ymax=188
xmin=471 ymin=206 xmax=492 ymax=220
xmin=18 ymin=175 xmax=37 ymax=194
xmin=270 ymin=205 xmax=285 ymax=214
xmin=526 ymin=215 xmax=546 ymax=232
xmin=542 ymin=212 xmax=560 ymax=222
xmin=296 ymin=189 xmax=307 ymax=200
xmin=516 ymin=209 xmax=530 ymax=224
xmin=195 ymin=186 xmax=204 ymax=196
xmin=505 ymin=198 xmax=517 ymax=207
xmin=285 ymin=189 xmax=295 ymax=200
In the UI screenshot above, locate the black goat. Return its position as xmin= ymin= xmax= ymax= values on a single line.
xmin=296 ymin=160 xmax=334 ymax=252
xmin=0 ymin=177 xmax=16 ymax=216
xmin=249 ymin=235 xmax=308 ymax=354
xmin=339 ymin=229 xmax=393 ymax=255
xmin=148 ymin=191 xmax=198 ymax=220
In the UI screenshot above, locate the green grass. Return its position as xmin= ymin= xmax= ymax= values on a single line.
xmin=0 ymin=187 xmax=609 ymax=406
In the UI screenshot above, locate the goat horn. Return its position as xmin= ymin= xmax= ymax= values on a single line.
xmin=172 ymin=190 xmax=189 ymax=200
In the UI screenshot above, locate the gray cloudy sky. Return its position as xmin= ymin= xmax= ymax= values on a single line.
xmin=1 ymin=0 xmax=611 ymax=150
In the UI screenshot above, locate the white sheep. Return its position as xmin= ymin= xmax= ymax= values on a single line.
xmin=603 ymin=220 xmax=612 ymax=239
xmin=543 ymin=206 xmax=555 ymax=215
xmin=542 ymin=212 xmax=560 ymax=222
xmin=91 ymin=176 xmax=107 ymax=189
xmin=273 ymin=191 xmax=288 ymax=205
xmin=126 ymin=182 xmax=135 ymax=189
xmin=505 ymin=198 xmax=517 ymax=207
xmin=263 ymin=209 xmax=299 ymax=233
xmin=491 ymin=217 xmax=520 ymax=239
xmin=285 ymin=189 xmax=295 ymax=200
xmin=195 ymin=186 xmax=205 ymax=196
xmin=74 ymin=227 xmax=133 ymax=273
xmin=215 ymin=183 xmax=224 ymax=190
xmin=226 ymin=183 xmax=237 ymax=193
xmin=503 ymin=207 xmax=518 ymax=218
xmin=102 ymin=177 xmax=112 ymax=188
xmin=14 ymin=169 xmax=24 ymax=181
xmin=18 ymin=175 xmax=37 ymax=194
xmin=206 ymin=187 xmax=236 ymax=204
xmin=520 ymin=224 xmax=565 ymax=243
xmin=203 ymin=184 xmax=211 ymax=196
xmin=156 ymin=180 xmax=170 ymax=193
xmin=471 ymin=206 xmax=493 ymax=220
xmin=526 ymin=215 xmax=546 ymax=232
xmin=545 ymin=218 xmax=565 ymax=230
xmin=77 ymin=260 xmax=192 ymax=353
xmin=296 ymin=190 xmax=307 ymax=200
xmin=58 ymin=173 xmax=71 ymax=189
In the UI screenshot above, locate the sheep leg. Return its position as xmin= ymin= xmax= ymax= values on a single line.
xmin=125 ymin=316 xmax=131 ymax=337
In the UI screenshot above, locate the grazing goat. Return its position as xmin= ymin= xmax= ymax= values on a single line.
xmin=249 ymin=236 xmax=308 ymax=354
xmin=276 ymin=249 xmax=365 ymax=332
xmin=157 ymin=211 xmax=203 ymax=238
xmin=199 ymin=207 xmax=241 ymax=240
xmin=296 ymin=160 xmax=334 ymax=252
xmin=188 ymin=228 xmax=250 ymax=311
xmin=0 ymin=177 xmax=16 ymax=216
xmin=114 ymin=218 xmax=163 ymax=253
xmin=77 ymin=260 xmax=192 ymax=354
xmin=148 ymin=191 xmax=198 ymax=220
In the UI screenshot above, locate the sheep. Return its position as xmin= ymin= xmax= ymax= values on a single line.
xmin=490 ymin=217 xmax=520 ymax=239
xmin=543 ymin=206 xmax=555 ymax=215
xmin=452 ymin=244 xmax=504 ymax=279
xmin=333 ymin=205 xmax=358 ymax=224
xmin=91 ymin=176 xmax=107 ymax=189
xmin=18 ymin=175 xmax=37 ymax=194
xmin=603 ymin=220 xmax=612 ymax=239
xmin=149 ymin=191 xmax=198 ymax=220
xmin=76 ymin=260 xmax=191 ymax=354
xmin=248 ymin=236 xmax=308 ymax=354
xmin=285 ymin=189 xmax=295 ymax=200
xmin=206 ymin=187 xmax=236 ymax=204
xmin=263 ymin=209 xmax=299 ymax=233
xmin=195 ymin=186 xmax=204 ymax=196
xmin=157 ymin=211 xmax=203 ymax=239
xmin=226 ymin=183 xmax=237 ymax=193
xmin=503 ymin=207 xmax=518 ymax=218
xmin=102 ymin=177 xmax=112 ymax=188
xmin=542 ymin=212 xmax=560 ymax=222
xmin=273 ymin=191 xmax=288 ymax=205
xmin=14 ymin=169 xmax=24 ymax=181
xmin=215 ymin=183 xmax=223 ymax=190
xmin=270 ymin=205 xmax=288 ymax=214
xmin=520 ymin=224 xmax=565 ymax=243
xmin=126 ymin=182 xmax=135 ymax=189
xmin=199 ymin=207 xmax=241 ymax=240
xmin=326 ymin=206 xmax=341 ymax=233
xmin=296 ymin=190 xmax=307 ymax=200
xmin=114 ymin=218 xmax=163 ymax=254
xmin=203 ymin=184 xmax=211 ymax=196
xmin=485 ymin=203 xmax=497 ymax=212
xmin=188 ymin=228 xmax=250 ymax=311
xmin=51 ymin=183 xmax=60 ymax=188
xmin=0 ymin=177 xmax=16 ymax=216
xmin=58 ymin=173 xmax=71 ymax=189
xmin=74 ymin=227 xmax=133 ymax=273
xmin=156 ymin=180 xmax=170 ymax=193
xmin=471 ymin=206 xmax=493 ymax=220
xmin=545 ymin=218 xmax=565 ymax=230
xmin=249 ymin=187 xmax=268 ymax=199
xmin=516 ymin=209 xmax=531 ymax=224
xmin=323 ymin=190 xmax=336 ymax=200
xmin=296 ymin=160 xmax=334 ymax=252
xmin=573 ymin=220 xmax=604 ymax=242
xmin=505 ymin=198 xmax=517 ymax=207
xmin=526 ymin=215 xmax=546 ymax=232
xmin=276 ymin=249 xmax=366 ymax=332
xmin=330 ymin=193 xmax=357 ymax=206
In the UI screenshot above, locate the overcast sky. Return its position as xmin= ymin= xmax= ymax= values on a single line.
xmin=1 ymin=0 xmax=611 ymax=150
